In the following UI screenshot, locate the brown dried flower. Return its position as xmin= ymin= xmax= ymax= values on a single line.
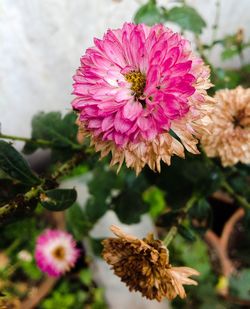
xmin=201 ymin=86 xmax=250 ymax=166
xmin=102 ymin=225 xmax=199 ymax=301
xmin=0 ymin=298 xmax=21 ymax=309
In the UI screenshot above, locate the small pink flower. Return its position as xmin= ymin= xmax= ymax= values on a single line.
xmin=35 ymin=229 xmax=79 ymax=277
xmin=72 ymin=23 xmax=213 ymax=174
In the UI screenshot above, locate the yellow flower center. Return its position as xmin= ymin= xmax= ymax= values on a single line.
xmin=52 ymin=246 xmax=66 ymax=261
xmin=125 ymin=71 xmax=146 ymax=99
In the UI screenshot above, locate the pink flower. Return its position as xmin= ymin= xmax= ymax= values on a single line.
xmin=72 ymin=23 xmax=213 ymax=174
xmin=35 ymin=229 xmax=79 ymax=277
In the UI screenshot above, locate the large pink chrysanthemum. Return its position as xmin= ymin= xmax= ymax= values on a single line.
xmin=72 ymin=23 xmax=213 ymax=174
xmin=35 ymin=229 xmax=79 ymax=277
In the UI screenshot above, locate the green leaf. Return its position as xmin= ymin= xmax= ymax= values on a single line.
xmin=85 ymin=166 xmax=120 ymax=223
xmin=229 ymin=269 xmax=250 ymax=300
xmin=134 ymin=0 xmax=164 ymax=26
xmin=112 ymin=190 xmax=149 ymax=224
xmin=0 ymin=140 xmax=40 ymax=185
xmin=41 ymin=188 xmax=77 ymax=211
xmin=143 ymin=186 xmax=165 ymax=219
xmin=171 ymin=235 xmax=212 ymax=281
xmin=23 ymin=111 xmax=79 ymax=154
xmin=156 ymin=210 xmax=183 ymax=228
xmin=149 ymin=155 xmax=222 ymax=209
xmin=79 ymin=269 xmax=92 ymax=286
xmin=221 ymin=47 xmax=239 ymax=60
xmin=85 ymin=197 xmax=109 ymax=223
xmin=90 ymin=238 xmax=105 ymax=256
xmin=178 ymin=224 xmax=196 ymax=242
xmin=189 ymin=198 xmax=212 ymax=233
xmin=66 ymin=203 xmax=93 ymax=240
xmin=166 ymin=5 xmax=206 ymax=34
xmin=214 ymin=68 xmax=241 ymax=90
xmin=111 ymin=172 xmax=148 ymax=224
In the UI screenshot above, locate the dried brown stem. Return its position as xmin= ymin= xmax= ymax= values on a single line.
xmin=21 ymin=277 xmax=57 ymax=309
xmin=220 ymin=208 xmax=244 ymax=252
xmin=204 ymin=230 xmax=234 ymax=277
xmin=212 ymin=190 xmax=234 ymax=204
xmin=204 ymin=207 xmax=245 ymax=298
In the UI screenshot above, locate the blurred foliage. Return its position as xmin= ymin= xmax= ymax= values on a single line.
xmin=0 ymin=0 xmax=250 ymax=308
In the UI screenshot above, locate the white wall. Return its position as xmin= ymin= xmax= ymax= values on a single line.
xmin=0 ymin=0 xmax=250 ymax=139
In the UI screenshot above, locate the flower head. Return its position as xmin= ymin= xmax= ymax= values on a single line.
xmin=102 ymin=225 xmax=199 ymax=301
xmin=72 ymin=23 xmax=213 ymax=174
xmin=201 ymin=86 xmax=250 ymax=166
xmin=35 ymin=229 xmax=79 ymax=277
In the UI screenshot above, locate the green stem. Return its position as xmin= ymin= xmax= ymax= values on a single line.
xmin=0 ymin=133 xmax=53 ymax=146
xmin=0 ymin=186 xmax=43 ymax=224
xmin=162 ymin=194 xmax=197 ymax=247
xmin=0 ymin=152 xmax=85 ymax=225
xmin=0 ymin=133 xmax=82 ymax=150
xmin=222 ymin=181 xmax=250 ymax=210
xmin=5 ymin=239 xmax=21 ymax=255
xmin=51 ymin=153 xmax=85 ymax=180
xmin=163 ymin=226 xmax=177 ymax=247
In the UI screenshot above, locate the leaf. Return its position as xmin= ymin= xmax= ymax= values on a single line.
xmin=23 ymin=111 xmax=79 ymax=154
xmin=41 ymin=188 xmax=77 ymax=211
xmin=143 ymin=186 xmax=165 ymax=219
xmin=189 ymin=198 xmax=212 ymax=233
xmin=79 ymin=269 xmax=92 ymax=286
xmin=111 ymin=172 xmax=148 ymax=224
xmin=66 ymin=203 xmax=93 ymax=240
xmin=221 ymin=47 xmax=239 ymax=60
xmin=229 ymin=269 xmax=250 ymax=300
xmin=84 ymin=166 xmax=122 ymax=223
xmin=85 ymin=197 xmax=109 ymax=223
xmin=178 ymin=224 xmax=196 ymax=242
xmin=0 ymin=140 xmax=40 ymax=185
xmin=147 ymin=155 xmax=222 ymax=209
xmin=156 ymin=210 xmax=183 ymax=228
xmin=134 ymin=0 xmax=164 ymax=26
xmin=89 ymin=238 xmax=105 ymax=256
xmin=112 ymin=190 xmax=149 ymax=224
xmin=172 ymin=235 xmax=211 ymax=281
xmin=166 ymin=5 xmax=206 ymax=34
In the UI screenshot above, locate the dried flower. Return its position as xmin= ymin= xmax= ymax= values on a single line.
xmin=102 ymin=225 xmax=199 ymax=301
xmin=72 ymin=23 xmax=213 ymax=174
xmin=0 ymin=298 xmax=21 ymax=309
xmin=35 ymin=229 xmax=79 ymax=277
xmin=201 ymin=86 xmax=250 ymax=166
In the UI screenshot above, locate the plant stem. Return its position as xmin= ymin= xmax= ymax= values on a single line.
xmin=5 ymin=238 xmax=21 ymax=255
xmin=211 ymin=0 xmax=221 ymax=50
xmin=0 ymin=133 xmax=82 ymax=150
xmin=0 ymin=186 xmax=42 ymax=224
xmin=0 ymin=133 xmax=52 ymax=146
xmin=222 ymin=181 xmax=250 ymax=210
xmin=0 ymin=152 xmax=85 ymax=225
xmin=162 ymin=194 xmax=197 ymax=247
xmin=163 ymin=226 xmax=177 ymax=247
